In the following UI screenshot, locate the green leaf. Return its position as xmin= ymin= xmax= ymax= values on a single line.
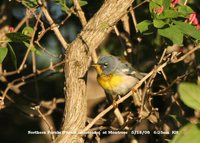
xmin=178 ymin=83 xmax=200 ymax=110
xmin=0 ymin=47 xmax=8 ymax=63
xmin=162 ymin=0 xmax=171 ymax=10
xmin=154 ymin=0 xmax=163 ymax=5
xmin=171 ymin=123 xmax=200 ymax=143
xmin=157 ymin=10 xmax=179 ymax=19
xmin=55 ymin=0 xmax=70 ymax=13
xmin=158 ymin=26 xmax=183 ymax=45
xmin=22 ymin=26 xmax=34 ymax=35
xmin=174 ymin=21 xmax=200 ymax=40
xmin=61 ymin=7 xmax=70 ymax=13
xmin=169 ymin=115 xmax=189 ymax=126
xmin=8 ymin=44 xmax=17 ymax=69
xmin=177 ymin=5 xmax=193 ymax=17
xmin=153 ymin=19 xmax=166 ymax=28
xmin=22 ymin=0 xmax=38 ymax=8
xmin=149 ymin=1 xmax=160 ymax=13
xmin=137 ymin=20 xmax=152 ymax=33
xmin=23 ymin=42 xmax=41 ymax=56
xmin=6 ymin=32 xmax=31 ymax=42
xmin=79 ymin=0 xmax=88 ymax=6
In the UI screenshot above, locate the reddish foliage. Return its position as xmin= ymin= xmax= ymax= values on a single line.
xmin=188 ymin=12 xmax=199 ymax=25
xmin=154 ymin=5 xmax=164 ymax=15
xmin=9 ymin=26 xmax=15 ymax=32
xmin=171 ymin=0 xmax=179 ymax=8
xmin=187 ymin=12 xmax=200 ymax=30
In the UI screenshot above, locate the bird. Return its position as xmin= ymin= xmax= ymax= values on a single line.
xmin=93 ymin=55 xmax=146 ymax=100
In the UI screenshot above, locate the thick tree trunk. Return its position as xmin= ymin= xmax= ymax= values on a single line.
xmin=55 ymin=0 xmax=133 ymax=142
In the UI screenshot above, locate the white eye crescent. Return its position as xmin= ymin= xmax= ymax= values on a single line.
xmin=103 ymin=63 xmax=108 ymax=68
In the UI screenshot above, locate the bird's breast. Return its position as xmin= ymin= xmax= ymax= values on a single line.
xmin=97 ymin=74 xmax=138 ymax=95
xmin=97 ymin=74 xmax=122 ymax=94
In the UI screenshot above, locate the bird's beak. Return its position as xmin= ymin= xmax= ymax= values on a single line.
xmin=92 ymin=64 xmax=102 ymax=75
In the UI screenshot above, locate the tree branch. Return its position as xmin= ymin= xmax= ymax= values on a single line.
xmin=38 ymin=0 xmax=68 ymax=49
xmin=55 ymin=0 xmax=134 ymax=142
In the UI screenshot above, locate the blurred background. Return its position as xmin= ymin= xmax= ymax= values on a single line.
xmin=0 ymin=0 xmax=200 ymax=143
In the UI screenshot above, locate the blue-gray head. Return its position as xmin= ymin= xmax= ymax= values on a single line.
xmin=96 ymin=55 xmax=119 ymax=75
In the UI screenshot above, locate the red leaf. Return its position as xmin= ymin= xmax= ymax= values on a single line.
xmin=171 ymin=0 xmax=179 ymax=8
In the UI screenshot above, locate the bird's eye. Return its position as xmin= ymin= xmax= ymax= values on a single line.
xmin=103 ymin=63 xmax=108 ymax=68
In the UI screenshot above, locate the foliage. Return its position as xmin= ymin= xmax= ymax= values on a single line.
xmin=170 ymin=123 xmax=200 ymax=143
xmin=54 ymin=0 xmax=88 ymax=13
xmin=178 ymin=83 xmax=200 ymax=110
xmin=0 ymin=0 xmax=200 ymax=143
xmin=137 ymin=0 xmax=200 ymax=45
xmin=6 ymin=32 xmax=31 ymax=42
xmin=170 ymin=82 xmax=200 ymax=143
xmin=21 ymin=0 xmax=38 ymax=8
xmin=0 ymin=47 xmax=8 ymax=64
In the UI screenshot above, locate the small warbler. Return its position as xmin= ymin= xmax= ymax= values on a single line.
xmin=93 ymin=55 xmax=146 ymax=99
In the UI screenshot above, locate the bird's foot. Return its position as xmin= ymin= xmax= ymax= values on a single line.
xmin=132 ymin=87 xmax=136 ymax=93
xmin=112 ymin=100 xmax=118 ymax=108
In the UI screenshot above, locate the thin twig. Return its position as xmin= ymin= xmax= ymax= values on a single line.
xmin=171 ymin=45 xmax=200 ymax=63
xmin=33 ymin=106 xmax=55 ymax=142
xmin=72 ymin=0 xmax=87 ymax=26
xmin=114 ymin=108 xmax=125 ymax=126
xmin=130 ymin=6 xmax=138 ymax=33
xmin=38 ymin=0 xmax=68 ymax=49
xmin=14 ymin=10 xmax=32 ymax=32
xmin=0 ymin=60 xmax=65 ymax=104
xmin=184 ymin=0 xmax=188 ymax=5
xmin=40 ymin=98 xmax=65 ymax=116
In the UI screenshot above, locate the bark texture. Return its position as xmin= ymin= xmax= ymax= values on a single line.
xmin=55 ymin=0 xmax=133 ymax=142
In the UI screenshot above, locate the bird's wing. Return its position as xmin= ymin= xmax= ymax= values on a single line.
xmin=117 ymin=62 xmax=146 ymax=80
